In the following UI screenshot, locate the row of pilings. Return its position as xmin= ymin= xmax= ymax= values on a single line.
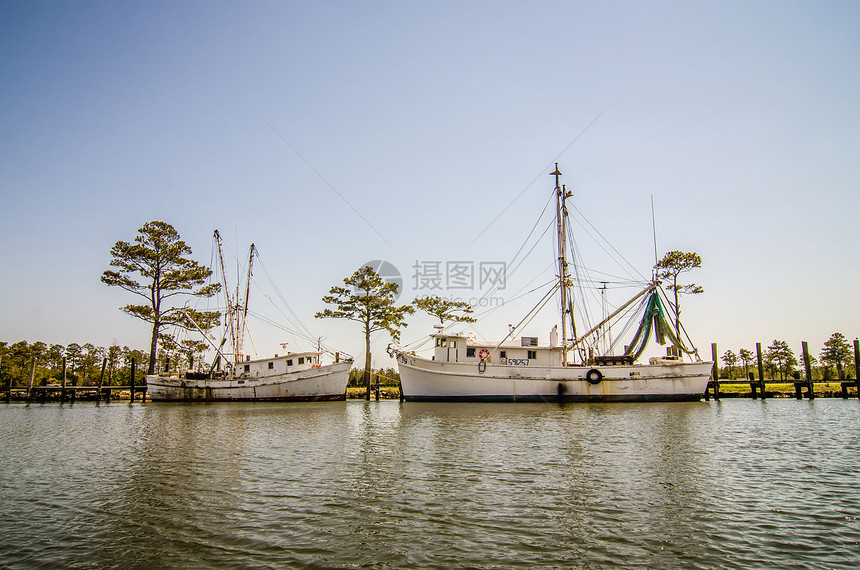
xmin=706 ymin=339 xmax=860 ymax=400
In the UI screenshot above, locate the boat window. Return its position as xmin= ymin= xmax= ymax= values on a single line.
xmin=500 ymin=350 xmax=506 ymax=358
xmin=286 ymin=359 xmax=292 ymax=366
xmin=299 ymin=357 xmax=305 ymax=364
xmin=527 ymin=350 xmax=537 ymax=360
xmin=450 ymin=340 xmax=457 ymax=348
xmin=436 ymin=338 xmax=447 ymax=348
xmin=466 ymin=347 xmax=475 ymax=358
xmin=244 ymin=364 xmax=250 ymax=373
xmin=268 ymin=362 xmax=274 ymax=369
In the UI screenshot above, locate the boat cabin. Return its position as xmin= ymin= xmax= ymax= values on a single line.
xmin=235 ymin=351 xmax=323 ymax=378
xmin=431 ymin=328 xmax=563 ymax=367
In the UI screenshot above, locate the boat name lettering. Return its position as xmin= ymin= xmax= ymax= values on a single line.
xmin=507 ymin=358 xmax=530 ymax=366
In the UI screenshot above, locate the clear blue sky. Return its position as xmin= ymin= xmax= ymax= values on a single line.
xmin=2 ymin=0 xmax=858 ymax=365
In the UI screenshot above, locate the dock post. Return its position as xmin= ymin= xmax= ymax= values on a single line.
xmin=60 ymin=357 xmax=67 ymax=404
xmin=711 ymin=343 xmax=720 ymax=400
xmin=855 ymin=340 xmax=860 ymax=400
xmin=2 ymin=355 xmax=9 ymax=403
xmin=26 ymin=357 xmax=36 ymax=402
xmin=755 ymin=343 xmax=766 ymax=399
xmin=749 ymin=372 xmax=757 ymax=399
xmin=105 ymin=367 xmax=113 ymax=403
xmin=70 ymin=359 xmax=77 ymax=404
xmin=802 ymin=341 xmax=814 ymax=400
xmin=96 ymin=358 xmax=106 ymax=403
xmin=129 ymin=357 xmax=135 ymax=403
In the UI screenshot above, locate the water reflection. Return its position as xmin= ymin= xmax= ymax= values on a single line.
xmin=1 ymin=400 xmax=859 ymax=568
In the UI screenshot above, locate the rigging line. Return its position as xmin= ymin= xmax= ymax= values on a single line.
xmin=606 ymin=298 xmax=648 ymax=353
xmin=569 ymin=204 xmax=647 ymax=281
xmin=654 ymin=286 xmax=698 ymax=355
xmin=568 ymin=214 xmax=635 ymax=286
xmin=467 ymin=191 xmax=555 ymax=308
xmin=254 ymin=109 xmax=395 ymax=250
xmin=246 ymin=310 xmax=314 ymax=345
xmin=492 ymin=283 xmax=560 ymax=351
xmin=246 ymin=310 xmax=346 ymax=355
xmin=440 ymin=277 xmax=557 ymax=342
xmin=506 ymin=188 xmax=556 ymax=270
xmin=568 ymin=233 xmax=596 ymax=332
xmin=473 ymin=217 xmax=555 ymax=309
xmin=507 ymin=218 xmax=556 ymax=283
xmin=463 ymin=276 xmax=557 ymax=324
xmin=467 ymin=110 xmax=607 ymax=248
xmin=253 ymin=253 xmax=316 ymax=340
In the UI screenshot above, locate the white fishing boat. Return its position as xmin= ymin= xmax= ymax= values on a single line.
xmin=391 ymin=165 xmax=712 ymax=402
xmin=146 ymin=232 xmax=351 ymax=402
xmin=146 ymin=352 xmax=352 ymax=402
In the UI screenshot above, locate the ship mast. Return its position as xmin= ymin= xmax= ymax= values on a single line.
xmin=213 ymin=230 xmax=256 ymax=364
xmin=552 ymin=164 xmax=573 ymax=365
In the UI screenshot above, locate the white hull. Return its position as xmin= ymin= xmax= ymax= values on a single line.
xmin=396 ymin=353 xmax=711 ymax=402
xmin=146 ymin=361 xmax=351 ymax=402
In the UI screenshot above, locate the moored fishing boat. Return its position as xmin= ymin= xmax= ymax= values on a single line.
xmin=146 ymin=231 xmax=351 ymax=402
xmin=146 ymin=352 xmax=351 ymax=402
xmin=390 ymin=164 xmax=711 ymax=402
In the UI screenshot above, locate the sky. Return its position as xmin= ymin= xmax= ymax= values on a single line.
xmin=2 ymin=0 xmax=859 ymax=367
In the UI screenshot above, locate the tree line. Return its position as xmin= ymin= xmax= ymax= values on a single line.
xmin=719 ymin=333 xmax=857 ymax=381
xmin=0 ymin=340 xmax=144 ymax=387
xmin=0 ymin=339 xmax=207 ymax=387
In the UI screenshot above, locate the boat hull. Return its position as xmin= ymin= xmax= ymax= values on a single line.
xmin=145 ymin=361 xmax=351 ymax=402
xmin=395 ymin=353 xmax=711 ymax=403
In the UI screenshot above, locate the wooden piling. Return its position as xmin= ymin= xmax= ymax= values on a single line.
xmin=755 ymin=343 xmax=765 ymax=393
xmin=711 ymin=343 xmax=720 ymax=400
xmin=105 ymin=366 xmax=113 ymax=402
xmin=70 ymin=362 xmax=77 ymax=404
xmin=26 ymin=357 xmax=36 ymax=402
xmin=96 ymin=358 xmax=107 ymax=403
xmin=801 ymin=341 xmax=814 ymax=400
xmin=60 ymin=357 xmax=67 ymax=404
xmin=3 ymin=355 xmax=9 ymax=403
xmin=129 ymin=357 xmax=135 ymax=403
xmin=855 ymin=340 xmax=860 ymax=400
xmin=749 ymin=372 xmax=758 ymax=399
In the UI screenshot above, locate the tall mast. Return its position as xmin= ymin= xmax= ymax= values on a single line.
xmin=235 ymin=243 xmax=256 ymax=362
xmin=213 ymin=230 xmax=239 ymax=363
xmin=552 ymin=164 xmax=572 ymax=365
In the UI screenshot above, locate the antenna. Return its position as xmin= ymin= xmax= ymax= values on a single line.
xmin=650 ymin=194 xmax=659 ymax=267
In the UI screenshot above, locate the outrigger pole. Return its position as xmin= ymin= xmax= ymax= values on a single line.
xmin=570 ymin=282 xmax=656 ymax=349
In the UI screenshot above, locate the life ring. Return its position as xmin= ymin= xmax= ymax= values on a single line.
xmin=586 ymin=368 xmax=603 ymax=384
xmin=478 ymin=349 xmax=490 ymax=360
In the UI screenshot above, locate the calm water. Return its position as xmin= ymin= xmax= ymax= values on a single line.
xmin=1 ymin=399 xmax=858 ymax=569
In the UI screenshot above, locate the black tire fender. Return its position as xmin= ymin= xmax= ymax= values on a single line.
xmin=586 ymin=368 xmax=603 ymax=384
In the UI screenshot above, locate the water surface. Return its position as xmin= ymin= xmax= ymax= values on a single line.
xmin=1 ymin=399 xmax=858 ymax=568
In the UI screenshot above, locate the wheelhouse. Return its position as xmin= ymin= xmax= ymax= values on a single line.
xmin=431 ymin=328 xmax=563 ymax=367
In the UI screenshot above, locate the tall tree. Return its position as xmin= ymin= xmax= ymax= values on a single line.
xmin=820 ymin=332 xmax=853 ymax=380
xmin=316 ymin=265 xmax=414 ymax=400
xmin=101 ymin=221 xmax=220 ymax=374
xmin=722 ymin=349 xmax=738 ymax=380
xmin=739 ymin=348 xmax=755 ymax=380
xmin=655 ymin=250 xmax=703 ymax=338
xmin=412 ymin=296 xmax=477 ymax=325
xmin=765 ymin=339 xmax=797 ymax=381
